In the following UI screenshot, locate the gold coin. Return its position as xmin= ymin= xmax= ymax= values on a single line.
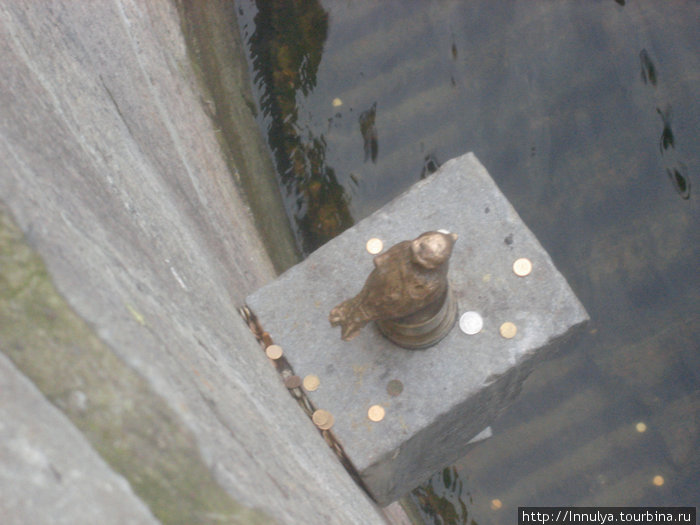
xmin=635 ymin=422 xmax=647 ymax=433
xmin=332 ymin=97 xmax=343 ymax=107
xmin=303 ymin=374 xmax=320 ymax=391
xmin=312 ymin=409 xmax=334 ymax=430
xmin=513 ymin=257 xmax=532 ymax=277
xmin=652 ymin=475 xmax=664 ymax=486
xmin=366 ymin=238 xmax=383 ymax=254
xmin=490 ymin=499 xmax=502 ymax=510
xmin=368 ymin=405 xmax=385 ymax=422
xmin=265 ymin=344 xmax=283 ymax=360
xmin=499 ymin=322 xmax=517 ymax=339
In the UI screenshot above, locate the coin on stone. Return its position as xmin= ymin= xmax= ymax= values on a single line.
xmin=513 ymin=257 xmax=532 ymax=277
xmin=265 ymin=344 xmax=283 ymax=360
xmin=284 ymin=375 xmax=302 ymax=389
xmin=332 ymin=97 xmax=343 ymax=107
xmin=368 ymin=404 xmax=385 ymax=422
xmin=499 ymin=322 xmax=517 ymax=339
xmin=459 ymin=311 xmax=483 ymax=335
xmin=387 ymin=379 xmax=403 ymax=397
xmin=312 ymin=409 xmax=334 ymax=430
xmin=303 ymin=374 xmax=320 ymax=391
xmin=365 ymin=237 xmax=383 ymax=254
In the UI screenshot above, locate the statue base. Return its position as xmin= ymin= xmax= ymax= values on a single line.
xmin=246 ymin=152 xmax=588 ymax=504
xmin=377 ymin=286 xmax=458 ymax=349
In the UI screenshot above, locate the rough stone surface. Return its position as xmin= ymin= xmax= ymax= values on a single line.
xmin=247 ymin=152 xmax=589 ymax=504
xmin=0 ymin=203 xmax=272 ymax=525
xmin=0 ymin=353 xmax=159 ymax=525
xmin=178 ymin=0 xmax=300 ymax=272
xmin=0 ymin=2 xmax=384 ymax=523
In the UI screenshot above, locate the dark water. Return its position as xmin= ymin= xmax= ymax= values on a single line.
xmin=233 ymin=1 xmax=699 ymax=522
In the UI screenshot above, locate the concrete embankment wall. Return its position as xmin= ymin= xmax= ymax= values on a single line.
xmin=0 ymin=2 xmax=384 ymax=523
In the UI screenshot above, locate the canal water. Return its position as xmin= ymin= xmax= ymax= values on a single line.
xmin=229 ymin=1 xmax=698 ymax=523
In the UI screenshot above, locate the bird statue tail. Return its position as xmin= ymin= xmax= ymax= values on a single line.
xmin=329 ymin=297 xmax=369 ymax=341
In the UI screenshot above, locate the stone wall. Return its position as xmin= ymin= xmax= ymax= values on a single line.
xmin=0 ymin=2 xmax=384 ymax=523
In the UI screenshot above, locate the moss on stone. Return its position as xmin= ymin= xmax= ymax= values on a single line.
xmin=0 ymin=203 xmax=273 ymax=524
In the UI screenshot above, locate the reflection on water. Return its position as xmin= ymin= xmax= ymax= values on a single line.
xmin=655 ymin=104 xmax=690 ymax=199
xmin=359 ymin=101 xmax=379 ymax=163
xmin=639 ymin=49 xmax=657 ymax=86
xmin=639 ymin=48 xmax=691 ymax=200
xmin=655 ymin=105 xmax=690 ymax=200
xmin=243 ymin=0 xmax=352 ymax=253
xmin=667 ymin=164 xmax=690 ymax=200
xmin=411 ymin=467 xmax=475 ymax=525
xmin=233 ymin=1 xmax=700 ymax=523
xmin=420 ymin=153 xmax=441 ymax=180
xmin=657 ymin=105 xmax=674 ymax=152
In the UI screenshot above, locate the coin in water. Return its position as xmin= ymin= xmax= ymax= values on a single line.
xmin=499 ymin=322 xmax=517 ymax=339
xmin=312 ymin=409 xmax=334 ymax=430
xmin=366 ymin=238 xmax=383 ymax=254
xmin=459 ymin=311 xmax=483 ymax=335
xmin=368 ymin=405 xmax=385 ymax=422
xmin=265 ymin=344 xmax=283 ymax=360
xmin=513 ymin=257 xmax=532 ymax=277
xmin=303 ymin=374 xmax=320 ymax=391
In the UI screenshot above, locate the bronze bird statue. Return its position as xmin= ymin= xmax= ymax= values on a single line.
xmin=329 ymin=231 xmax=458 ymax=341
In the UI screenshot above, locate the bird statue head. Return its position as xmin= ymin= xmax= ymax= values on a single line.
xmin=410 ymin=231 xmax=459 ymax=269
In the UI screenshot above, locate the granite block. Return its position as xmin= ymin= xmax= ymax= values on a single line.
xmin=246 ymin=152 xmax=588 ymax=504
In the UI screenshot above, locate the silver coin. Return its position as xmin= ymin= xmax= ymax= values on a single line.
xmin=459 ymin=311 xmax=483 ymax=335
xmin=513 ymin=257 xmax=533 ymax=277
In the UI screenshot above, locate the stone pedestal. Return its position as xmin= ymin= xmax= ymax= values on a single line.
xmin=246 ymin=152 xmax=588 ymax=504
